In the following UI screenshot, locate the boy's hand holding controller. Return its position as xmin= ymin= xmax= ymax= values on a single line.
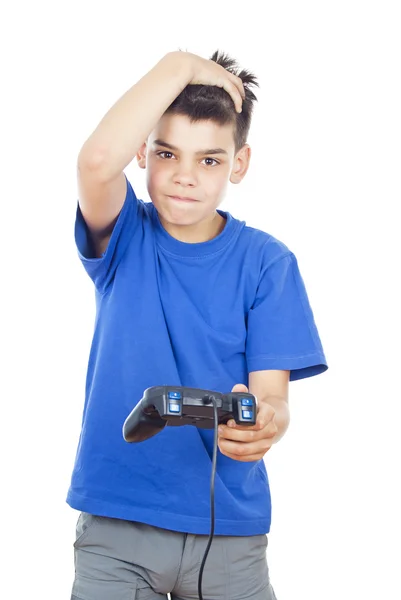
xmin=218 ymin=384 xmax=278 ymax=462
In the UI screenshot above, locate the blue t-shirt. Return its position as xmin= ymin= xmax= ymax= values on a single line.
xmin=67 ymin=175 xmax=328 ymax=536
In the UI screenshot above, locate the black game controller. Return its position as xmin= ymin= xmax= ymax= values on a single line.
xmin=123 ymin=385 xmax=257 ymax=443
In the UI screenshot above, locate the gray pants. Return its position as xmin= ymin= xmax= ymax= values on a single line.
xmin=71 ymin=512 xmax=277 ymax=600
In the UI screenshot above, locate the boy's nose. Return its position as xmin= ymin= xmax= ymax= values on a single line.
xmin=173 ymin=165 xmax=197 ymax=187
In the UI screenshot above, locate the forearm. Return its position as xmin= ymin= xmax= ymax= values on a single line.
xmin=258 ymin=395 xmax=290 ymax=444
xmin=78 ymin=51 xmax=192 ymax=179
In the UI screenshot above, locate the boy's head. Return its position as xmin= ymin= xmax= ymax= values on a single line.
xmin=137 ymin=50 xmax=259 ymax=241
xmin=165 ymin=50 xmax=259 ymax=154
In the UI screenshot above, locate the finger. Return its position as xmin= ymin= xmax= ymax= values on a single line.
xmin=226 ymin=417 xmax=267 ymax=432
xmin=256 ymin=405 xmax=276 ymax=430
xmin=222 ymin=452 xmax=269 ymax=463
xmin=222 ymin=79 xmax=243 ymax=113
xmin=219 ymin=438 xmax=272 ymax=459
xmin=229 ymin=73 xmax=246 ymax=100
xmin=219 ymin=427 xmax=256 ymax=442
xmin=231 ymin=383 xmax=248 ymax=393
xmin=220 ymin=424 xmax=276 ymax=442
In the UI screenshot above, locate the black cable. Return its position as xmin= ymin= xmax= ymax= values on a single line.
xmin=198 ymin=395 xmax=219 ymax=600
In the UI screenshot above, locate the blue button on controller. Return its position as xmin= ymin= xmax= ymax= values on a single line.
xmin=242 ymin=410 xmax=253 ymax=420
xmin=168 ymin=391 xmax=182 ymax=400
xmin=169 ymin=403 xmax=181 ymax=413
xmin=241 ymin=398 xmax=253 ymax=406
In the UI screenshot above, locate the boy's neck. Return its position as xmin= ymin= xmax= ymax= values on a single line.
xmin=158 ymin=211 xmax=226 ymax=243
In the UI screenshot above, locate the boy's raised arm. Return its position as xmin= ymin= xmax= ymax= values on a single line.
xmin=78 ymin=52 xmax=194 ymax=180
xmin=76 ymin=51 xmax=245 ymax=254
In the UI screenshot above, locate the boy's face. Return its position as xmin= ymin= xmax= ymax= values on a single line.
xmin=136 ymin=114 xmax=250 ymax=241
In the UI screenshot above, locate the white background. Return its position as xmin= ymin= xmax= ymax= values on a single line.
xmin=1 ymin=1 xmax=400 ymax=599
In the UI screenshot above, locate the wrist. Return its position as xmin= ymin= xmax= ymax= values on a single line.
xmin=163 ymin=50 xmax=194 ymax=85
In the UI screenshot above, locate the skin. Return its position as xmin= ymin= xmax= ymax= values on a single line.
xmin=137 ymin=113 xmax=290 ymax=462
xmin=136 ymin=113 xmax=251 ymax=243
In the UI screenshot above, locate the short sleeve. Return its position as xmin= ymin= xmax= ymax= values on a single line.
xmin=74 ymin=174 xmax=141 ymax=293
xmin=246 ymin=252 xmax=328 ymax=381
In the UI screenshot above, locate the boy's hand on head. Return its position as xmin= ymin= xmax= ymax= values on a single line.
xmin=173 ymin=50 xmax=245 ymax=113
xmin=217 ymin=384 xmax=278 ymax=462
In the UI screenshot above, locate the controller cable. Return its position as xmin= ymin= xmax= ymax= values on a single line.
xmin=197 ymin=394 xmax=219 ymax=600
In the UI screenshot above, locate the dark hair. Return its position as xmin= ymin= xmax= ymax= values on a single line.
xmin=165 ymin=50 xmax=259 ymax=152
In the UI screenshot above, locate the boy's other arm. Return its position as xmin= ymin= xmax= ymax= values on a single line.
xmin=218 ymin=371 xmax=290 ymax=462
xmin=76 ymin=52 xmax=245 ymax=257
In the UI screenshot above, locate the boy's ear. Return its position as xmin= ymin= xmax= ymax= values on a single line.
xmin=230 ymin=144 xmax=251 ymax=184
xmin=136 ymin=142 xmax=147 ymax=169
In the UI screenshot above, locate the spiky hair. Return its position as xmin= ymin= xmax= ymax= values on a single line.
xmin=165 ymin=50 xmax=259 ymax=151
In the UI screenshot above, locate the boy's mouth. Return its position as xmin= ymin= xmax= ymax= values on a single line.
xmin=168 ymin=195 xmax=199 ymax=203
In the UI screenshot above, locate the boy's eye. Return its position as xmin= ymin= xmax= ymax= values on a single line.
xmin=157 ymin=151 xmax=174 ymax=159
xmin=202 ymin=158 xmax=219 ymax=167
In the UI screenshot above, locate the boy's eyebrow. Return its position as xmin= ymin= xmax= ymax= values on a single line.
xmin=153 ymin=139 xmax=228 ymax=156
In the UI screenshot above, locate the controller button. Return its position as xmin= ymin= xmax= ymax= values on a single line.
xmin=169 ymin=403 xmax=181 ymax=413
xmin=242 ymin=410 xmax=253 ymax=420
xmin=241 ymin=398 xmax=253 ymax=406
xmin=168 ymin=391 xmax=182 ymax=400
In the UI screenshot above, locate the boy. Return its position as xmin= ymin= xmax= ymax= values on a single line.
xmin=69 ymin=50 xmax=328 ymax=600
